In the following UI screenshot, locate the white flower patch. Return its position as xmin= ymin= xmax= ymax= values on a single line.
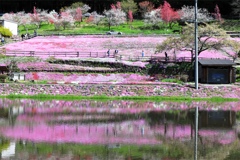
xmin=153 ymin=86 xmax=167 ymax=95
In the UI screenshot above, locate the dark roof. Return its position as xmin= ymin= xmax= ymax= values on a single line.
xmin=198 ymin=59 xmax=235 ymax=66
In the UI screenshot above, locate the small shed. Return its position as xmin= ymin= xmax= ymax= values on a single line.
xmin=0 ymin=20 xmax=18 ymax=35
xmin=198 ymin=59 xmax=236 ymax=84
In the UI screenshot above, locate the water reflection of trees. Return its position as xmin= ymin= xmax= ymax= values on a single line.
xmin=1 ymin=99 xmax=240 ymax=159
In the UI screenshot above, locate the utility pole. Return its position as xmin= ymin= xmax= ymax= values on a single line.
xmin=194 ymin=1 xmax=199 ymax=159
xmin=195 ymin=0 xmax=198 ymax=90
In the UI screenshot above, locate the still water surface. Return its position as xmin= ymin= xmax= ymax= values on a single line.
xmin=0 ymin=99 xmax=240 ymax=160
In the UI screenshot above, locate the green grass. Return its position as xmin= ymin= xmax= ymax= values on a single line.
xmin=18 ymin=20 xmax=182 ymax=35
xmin=1 ymin=94 xmax=238 ymax=102
xmin=14 ymin=19 xmax=240 ymax=36
xmin=161 ymin=78 xmax=183 ymax=84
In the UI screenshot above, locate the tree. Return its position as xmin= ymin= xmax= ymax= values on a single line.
xmin=212 ymin=5 xmax=222 ymax=22
xmin=60 ymin=11 xmax=75 ymax=30
xmin=47 ymin=10 xmax=61 ymax=30
xmin=231 ymin=0 xmax=240 ymax=18
xmin=160 ymin=1 xmax=180 ymax=28
xmin=30 ymin=6 xmax=48 ymax=29
xmin=128 ymin=10 xmax=133 ymax=23
xmin=179 ymin=5 xmax=213 ymax=22
xmin=121 ymin=0 xmax=138 ymax=14
xmin=47 ymin=10 xmax=75 ymax=30
xmin=86 ymin=12 xmax=105 ymax=26
xmin=156 ymin=23 xmax=238 ymax=62
xmin=144 ymin=9 xmax=162 ymax=26
xmin=73 ymin=7 xmax=82 ymax=26
xmin=104 ymin=2 xmax=126 ymax=30
xmin=139 ymin=1 xmax=155 ymax=18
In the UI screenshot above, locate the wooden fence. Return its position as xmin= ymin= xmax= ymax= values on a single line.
xmin=226 ymin=31 xmax=240 ymax=37
xmin=115 ymin=54 xmax=192 ymax=63
xmin=5 ymin=50 xmax=115 ymax=58
xmin=5 ymin=50 xmax=195 ymax=63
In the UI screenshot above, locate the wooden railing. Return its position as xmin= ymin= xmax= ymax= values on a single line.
xmin=115 ymin=55 xmax=192 ymax=62
xmin=5 ymin=50 xmax=115 ymax=58
xmin=226 ymin=31 xmax=240 ymax=37
xmin=6 ymin=50 xmax=229 ymax=63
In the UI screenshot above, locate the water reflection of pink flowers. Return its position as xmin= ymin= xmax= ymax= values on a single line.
xmin=1 ymin=120 xmax=161 ymax=145
xmin=1 ymin=118 xmax=236 ymax=145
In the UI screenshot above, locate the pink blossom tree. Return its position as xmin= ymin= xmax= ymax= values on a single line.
xmin=60 ymin=11 xmax=75 ymax=30
xmin=212 ymin=5 xmax=222 ymax=22
xmin=74 ymin=7 xmax=82 ymax=26
xmin=128 ymin=10 xmax=133 ymax=24
xmin=30 ymin=6 xmax=48 ymax=29
xmin=47 ymin=10 xmax=62 ymax=30
xmin=47 ymin=10 xmax=75 ymax=30
xmin=160 ymin=1 xmax=180 ymax=28
xmin=139 ymin=1 xmax=154 ymax=18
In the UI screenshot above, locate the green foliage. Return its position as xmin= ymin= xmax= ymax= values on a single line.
xmin=146 ymin=62 xmax=192 ymax=78
xmin=220 ymin=20 xmax=240 ymax=31
xmin=0 ymin=74 xmax=7 ymax=82
xmin=0 ymin=139 xmax=10 ymax=152
xmin=236 ymin=67 xmax=240 ymax=82
xmin=0 ymin=26 xmax=13 ymax=37
xmin=18 ymin=20 xmax=182 ymax=36
xmin=0 ymin=74 xmax=7 ymax=80
xmin=46 ymin=56 xmax=57 ymax=62
xmin=7 ymin=60 xmax=20 ymax=73
xmin=0 ymin=53 xmax=6 ymax=59
xmin=161 ymin=78 xmax=183 ymax=84
xmin=121 ymin=0 xmax=138 ymax=14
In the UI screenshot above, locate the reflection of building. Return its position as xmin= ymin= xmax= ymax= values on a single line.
xmin=199 ymin=111 xmax=236 ymax=128
xmin=1 ymin=142 xmax=16 ymax=159
xmin=197 ymin=110 xmax=237 ymax=145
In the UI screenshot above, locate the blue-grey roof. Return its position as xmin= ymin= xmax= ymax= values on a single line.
xmin=198 ymin=59 xmax=235 ymax=66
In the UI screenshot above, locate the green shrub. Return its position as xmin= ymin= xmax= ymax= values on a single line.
xmin=161 ymin=78 xmax=183 ymax=84
xmin=46 ymin=56 xmax=57 ymax=62
xmin=179 ymin=75 xmax=189 ymax=82
xmin=0 ymin=54 xmax=6 ymax=59
xmin=0 ymin=27 xmax=13 ymax=37
xmin=0 ymin=74 xmax=7 ymax=82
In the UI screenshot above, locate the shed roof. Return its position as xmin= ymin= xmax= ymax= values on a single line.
xmin=198 ymin=59 xmax=235 ymax=66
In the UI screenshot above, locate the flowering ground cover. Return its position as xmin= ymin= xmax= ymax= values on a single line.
xmin=0 ymin=83 xmax=240 ymax=99
xmin=24 ymin=72 xmax=149 ymax=83
xmin=18 ymin=62 xmax=118 ymax=72
xmin=2 ymin=35 xmax=237 ymax=60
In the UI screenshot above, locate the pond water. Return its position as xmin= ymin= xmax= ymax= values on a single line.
xmin=0 ymin=99 xmax=240 ymax=160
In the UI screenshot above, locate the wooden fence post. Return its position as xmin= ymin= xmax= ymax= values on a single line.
xmin=77 ymin=52 xmax=79 ymax=57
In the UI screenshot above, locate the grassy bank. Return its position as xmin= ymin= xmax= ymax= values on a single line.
xmin=1 ymin=94 xmax=238 ymax=102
